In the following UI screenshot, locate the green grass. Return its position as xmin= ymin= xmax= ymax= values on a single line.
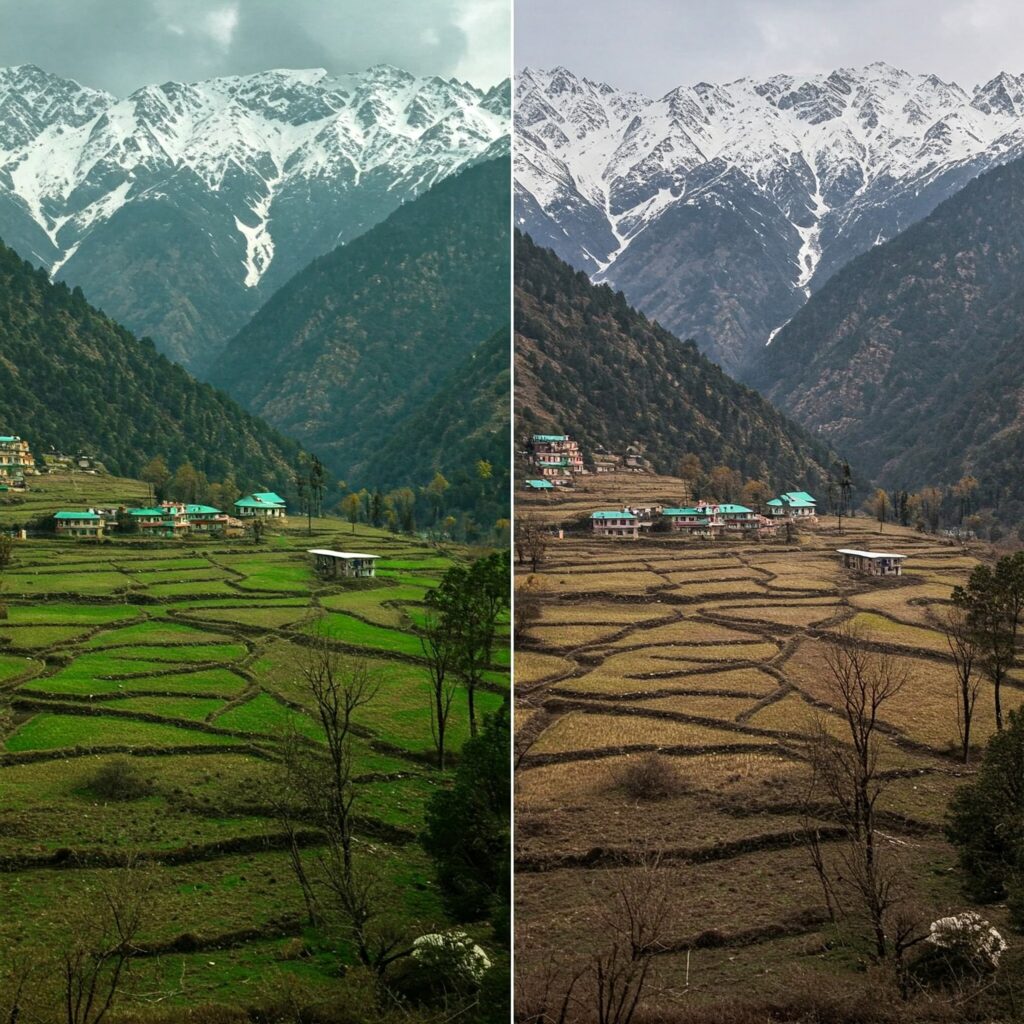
xmin=0 ymin=625 xmax=94 ymax=648
xmin=100 ymin=696 xmax=226 ymax=721
xmin=84 ymin=621 xmax=234 ymax=648
xmin=100 ymin=642 xmax=248 ymax=664
xmin=309 ymin=612 xmax=426 ymax=659
xmin=2 ymin=571 xmax=134 ymax=596
xmin=0 ymin=498 xmax=508 ymax=1014
xmin=22 ymin=664 xmax=250 ymax=697
xmin=214 ymin=693 xmax=322 ymax=739
xmin=0 ymin=653 xmax=36 ymax=682
xmin=0 ymin=603 xmax=143 ymax=625
xmin=5 ymin=713 xmax=244 ymax=751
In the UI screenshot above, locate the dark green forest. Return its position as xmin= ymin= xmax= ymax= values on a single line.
xmin=209 ymin=158 xmax=510 ymax=525
xmin=0 ymin=240 xmax=301 ymax=496
xmin=366 ymin=328 xmax=510 ymax=531
xmin=514 ymin=233 xmax=833 ymax=490
xmin=752 ymin=155 xmax=1024 ymax=530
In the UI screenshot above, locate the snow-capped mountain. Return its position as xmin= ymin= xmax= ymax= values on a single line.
xmin=0 ymin=63 xmax=509 ymax=369
xmin=515 ymin=63 xmax=1024 ymax=375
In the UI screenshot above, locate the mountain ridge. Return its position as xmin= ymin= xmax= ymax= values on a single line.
xmin=515 ymin=62 xmax=1024 ymax=374
xmin=0 ymin=62 xmax=509 ymax=369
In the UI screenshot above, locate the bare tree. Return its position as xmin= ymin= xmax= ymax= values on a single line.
xmin=585 ymin=853 xmax=671 ymax=1024
xmin=420 ymin=609 xmax=459 ymax=769
xmin=803 ymin=632 xmax=923 ymax=976
xmin=276 ymin=636 xmax=414 ymax=979
xmin=55 ymin=858 xmax=153 ymax=1024
xmin=943 ymin=606 xmax=981 ymax=763
xmin=516 ymin=515 xmax=548 ymax=573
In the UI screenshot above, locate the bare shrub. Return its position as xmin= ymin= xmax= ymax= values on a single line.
xmin=88 ymin=757 xmax=151 ymax=801
xmin=618 ymin=753 xmax=680 ymax=801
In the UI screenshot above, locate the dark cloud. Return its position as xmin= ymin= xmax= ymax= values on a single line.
xmin=0 ymin=0 xmax=509 ymax=95
xmin=516 ymin=0 xmax=1024 ymax=95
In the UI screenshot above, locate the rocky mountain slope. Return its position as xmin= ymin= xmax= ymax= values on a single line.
xmin=515 ymin=232 xmax=832 ymax=490
xmin=0 ymin=63 xmax=508 ymax=370
xmin=748 ymin=155 xmax=1024 ymax=527
xmin=0 ymin=239 xmax=300 ymax=494
xmin=208 ymin=158 xmax=509 ymax=511
xmin=516 ymin=63 xmax=1024 ymax=374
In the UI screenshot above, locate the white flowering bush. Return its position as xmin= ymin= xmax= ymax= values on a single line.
xmin=392 ymin=929 xmax=493 ymax=1004
xmin=926 ymin=912 xmax=1007 ymax=970
xmin=412 ymin=930 xmax=492 ymax=984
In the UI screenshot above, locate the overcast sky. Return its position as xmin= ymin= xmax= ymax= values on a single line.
xmin=516 ymin=0 xmax=1024 ymax=96
xmin=0 ymin=0 xmax=510 ymax=95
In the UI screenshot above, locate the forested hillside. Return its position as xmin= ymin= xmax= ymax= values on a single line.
xmin=209 ymin=158 xmax=510 ymax=521
xmin=515 ymin=233 xmax=833 ymax=490
xmin=365 ymin=328 xmax=510 ymax=530
xmin=751 ymin=155 xmax=1024 ymax=529
xmin=0 ymin=241 xmax=301 ymax=494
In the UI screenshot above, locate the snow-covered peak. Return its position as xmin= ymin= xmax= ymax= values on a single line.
xmin=516 ymin=61 xmax=1024 ymax=277
xmin=0 ymin=63 xmax=508 ymax=288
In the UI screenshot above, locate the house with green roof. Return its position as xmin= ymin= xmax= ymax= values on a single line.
xmin=662 ymin=507 xmax=714 ymax=535
xmin=529 ymin=432 xmax=583 ymax=478
xmin=235 ymin=492 xmax=287 ymax=518
xmin=525 ymin=479 xmax=554 ymax=491
xmin=0 ymin=435 xmax=33 ymax=480
xmin=130 ymin=505 xmax=190 ymax=537
xmin=591 ymin=509 xmax=638 ymax=539
xmin=767 ymin=491 xmax=818 ymax=520
xmin=54 ymin=510 xmax=104 ymax=538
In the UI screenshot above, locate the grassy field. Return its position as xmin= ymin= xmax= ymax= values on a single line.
xmin=0 ymin=482 xmax=509 ymax=1015
xmin=515 ymin=472 xmax=1022 ymax=1015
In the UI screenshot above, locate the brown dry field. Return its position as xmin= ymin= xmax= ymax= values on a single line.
xmin=514 ymin=473 xmax=1022 ymax=1010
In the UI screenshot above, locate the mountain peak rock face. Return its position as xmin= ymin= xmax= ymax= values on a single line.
xmin=515 ymin=63 xmax=1024 ymax=375
xmin=0 ymin=63 xmax=509 ymax=370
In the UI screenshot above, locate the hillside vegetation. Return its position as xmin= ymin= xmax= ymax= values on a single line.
xmin=752 ymin=155 xmax=1024 ymax=528
xmin=514 ymin=233 xmax=834 ymax=490
xmin=209 ymin=158 xmax=510 ymax=519
xmin=0 ymin=240 xmax=300 ymax=495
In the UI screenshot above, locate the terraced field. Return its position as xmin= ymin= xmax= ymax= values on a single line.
xmin=0 ymin=508 xmax=509 ymax=1013
xmin=514 ymin=475 xmax=1023 ymax=1012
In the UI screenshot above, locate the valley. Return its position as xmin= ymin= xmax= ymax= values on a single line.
xmin=0 ymin=474 xmax=509 ymax=1018
xmin=514 ymin=473 xmax=1023 ymax=1018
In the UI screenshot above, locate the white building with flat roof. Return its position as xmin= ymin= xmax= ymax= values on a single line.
xmin=309 ymin=549 xmax=380 ymax=579
xmin=837 ymin=549 xmax=906 ymax=577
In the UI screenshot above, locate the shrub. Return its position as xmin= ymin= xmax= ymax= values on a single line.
xmin=88 ymin=756 xmax=151 ymax=801
xmin=909 ymin=912 xmax=1007 ymax=990
xmin=619 ymin=752 xmax=680 ymax=801
xmin=391 ymin=931 xmax=492 ymax=1005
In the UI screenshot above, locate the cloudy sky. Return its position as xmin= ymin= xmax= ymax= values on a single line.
xmin=0 ymin=0 xmax=510 ymax=95
xmin=517 ymin=0 xmax=1024 ymax=95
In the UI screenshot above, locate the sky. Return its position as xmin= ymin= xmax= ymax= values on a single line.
xmin=0 ymin=0 xmax=510 ymax=95
xmin=516 ymin=0 xmax=1024 ymax=96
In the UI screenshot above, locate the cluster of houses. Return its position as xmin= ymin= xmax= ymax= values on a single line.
xmin=0 ymin=436 xmax=35 ymax=485
xmin=54 ymin=492 xmax=287 ymax=539
xmin=590 ymin=491 xmax=819 ymax=539
xmin=523 ymin=433 xmax=651 ymax=489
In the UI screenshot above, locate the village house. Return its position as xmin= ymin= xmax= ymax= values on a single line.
xmin=662 ymin=502 xmax=777 ymax=538
xmin=182 ymin=503 xmax=230 ymax=534
xmin=54 ymin=510 xmax=104 ymax=538
xmin=767 ymin=491 xmax=818 ymax=519
xmin=662 ymin=506 xmax=714 ymax=536
xmin=525 ymin=479 xmax=554 ymax=492
xmin=0 ymin=436 xmax=34 ymax=480
xmin=591 ymin=510 xmax=638 ymax=539
xmin=234 ymin=492 xmax=287 ymax=518
xmin=131 ymin=505 xmax=191 ymax=537
xmin=837 ymin=549 xmax=906 ymax=577
xmin=309 ymin=549 xmax=379 ymax=579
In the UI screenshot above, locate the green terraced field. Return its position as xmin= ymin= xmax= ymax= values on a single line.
xmin=0 ymin=503 xmax=509 ymax=1016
